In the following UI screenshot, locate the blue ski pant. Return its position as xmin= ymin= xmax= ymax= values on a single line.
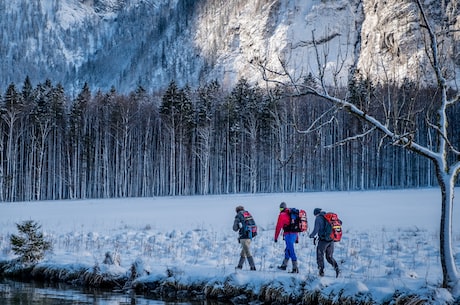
xmin=284 ymin=233 xmax=297 ymax=261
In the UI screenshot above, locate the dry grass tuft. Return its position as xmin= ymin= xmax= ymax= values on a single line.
xmin=300 ymin=288 xmax=375 ymax=305
xmin=259 ymin=284 xmax=291 ymax=303
xmin=301 ymin=289 xmax=320 ymax=304
xmin=203 ymin=281 xmax=224 ymax=298
xmin=31 ymin=264 xmax=84 ymax=282
xmin=393 ymin=295 xmax=428 ymax=305
xmin=82 ymin=266 xmax=105 ymax=287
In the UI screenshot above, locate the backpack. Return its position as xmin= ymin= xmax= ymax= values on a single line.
xmin=241 ymin=211 xmax=257 ymax=239
xmin=286 ymin=208 xmax=308 ymax=232
xmin=321 ymin=212 xmax=342 ymax=242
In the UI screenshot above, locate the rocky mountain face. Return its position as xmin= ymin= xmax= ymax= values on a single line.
xmin=1 ymin=0 xmax=458 ymax=95
xmin=358 ymin=0 xmax=460 ymax=85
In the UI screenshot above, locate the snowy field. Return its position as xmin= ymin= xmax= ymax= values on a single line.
xmin=0 ymin=188 xmax=459 ymax=304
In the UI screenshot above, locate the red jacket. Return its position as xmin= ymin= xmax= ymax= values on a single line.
xmin=275 ymin=209 xmax=293 ymax=240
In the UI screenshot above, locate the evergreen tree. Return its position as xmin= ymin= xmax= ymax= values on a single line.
xmin=68 ymin=83 xmax=92 ymax=199
xmin=10 ymin=220 xmax=52 ymax=264
xmin=196 ymin=81 xmax=220 ymax=127
xmin=160 ymin=81 xmax=195 ymax=195
xmin=21 ymin=76 xmax=34 ymax=105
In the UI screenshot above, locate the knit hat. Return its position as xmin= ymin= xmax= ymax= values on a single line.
xmin=313 ymin=208 xmax=322 ymax=216
xmin=279 ymin=202 xmax=287 ymax=209
xmin=235 ymin=205 xmax=244 ymax=213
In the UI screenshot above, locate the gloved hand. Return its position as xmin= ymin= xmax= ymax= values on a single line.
xmin=274 ymin=239 xmax=278 ymax=243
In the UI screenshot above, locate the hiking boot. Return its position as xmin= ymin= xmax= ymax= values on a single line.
xmin=247 ymin=256 xmax=256 ymax=271
xmin=277 ymin=258 xmax=289 ymax=271
xmin=290 ymin=260 xmax=299 ymax=273
xmin=236 ymin=256 xmax=245 ymax=270
xmin=319 ymin=269 xmax=324 ymax=277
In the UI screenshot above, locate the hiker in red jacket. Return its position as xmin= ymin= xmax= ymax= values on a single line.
xmin=274 ymin=202 xmax=299 ymax=273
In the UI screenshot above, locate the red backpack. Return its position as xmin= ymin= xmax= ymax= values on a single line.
xmin=286 ymin=208 xmax=308 ymax=232
xmin=322 ymin=212 xmax=342 ymax=242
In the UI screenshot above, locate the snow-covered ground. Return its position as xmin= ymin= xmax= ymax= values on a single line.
xmin=0 ymin=188 xmax=459 ymax=304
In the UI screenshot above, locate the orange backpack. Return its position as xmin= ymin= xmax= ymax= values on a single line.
xmin=322 ymin=212 xmax=342 ymax=242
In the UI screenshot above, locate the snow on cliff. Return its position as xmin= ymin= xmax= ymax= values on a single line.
xmin=1 ymin=0 xmax=458 ymax=94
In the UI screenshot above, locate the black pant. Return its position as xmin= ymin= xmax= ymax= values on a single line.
xmin=316 ymin=239 xmax=338 ymax=270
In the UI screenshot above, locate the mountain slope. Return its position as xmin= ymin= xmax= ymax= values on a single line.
xmin=1 ymin=0 xmax=458 ymax=94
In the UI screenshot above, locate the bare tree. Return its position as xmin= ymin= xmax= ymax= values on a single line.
xmin=195 ymin=81 xmax=221 ymax=195
xmin=260 ymin=0 xmax=459 ymax=289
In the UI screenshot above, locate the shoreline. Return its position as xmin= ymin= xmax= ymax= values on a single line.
xmin=0 ymin=259 xmax=431 ymax=305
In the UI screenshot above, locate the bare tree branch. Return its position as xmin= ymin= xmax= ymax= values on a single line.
xmin=447 ymin=92 xmax=460 ymax=105
xmin=324 ymin=126 xmax=377 ymax=149
xmin=312 ymin=30 xmax=328 ymax=96
xmin=426 ymin=119 xmax=460 ymax=155
xmin=294 ymin=106 xmax=337 ymax=135
xmin=415 ymin=0 xmax=446 ymax=86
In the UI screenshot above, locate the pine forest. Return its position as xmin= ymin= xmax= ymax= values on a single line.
xmin=0 ymin=76 xmax=458 ymax=202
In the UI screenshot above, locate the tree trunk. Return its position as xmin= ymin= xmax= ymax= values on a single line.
xmin=435 ymin=163 xmax=459 ymax=288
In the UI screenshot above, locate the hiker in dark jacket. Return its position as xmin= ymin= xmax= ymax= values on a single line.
xmin=309 ymin=208 xmax=340 ymax=277
xmin=233 ymin=205 xmax=256 ymax=270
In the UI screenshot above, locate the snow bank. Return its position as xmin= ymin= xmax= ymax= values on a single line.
xmin=0 ymin=188 xmax=459 ymax=304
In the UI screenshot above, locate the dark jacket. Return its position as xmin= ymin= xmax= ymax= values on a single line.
xmin=309 ymin=211 xmax=327 ymax=240
xmin=233 ymin=210 xmax=249 ymax=239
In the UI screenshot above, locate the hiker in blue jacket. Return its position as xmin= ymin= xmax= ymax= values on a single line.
xmin=309 ymin=208 xmax=340 ymax=277
xmin=233 ymin=205 xmax=256 ymax=270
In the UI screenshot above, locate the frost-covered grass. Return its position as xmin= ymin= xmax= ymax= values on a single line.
xmin=0 ymin=189 xmax=459 ymax=304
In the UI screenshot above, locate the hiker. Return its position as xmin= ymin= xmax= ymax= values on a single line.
xmin=274 ymin=202 xmax=299 ymax=273
xmin=233 ymin=205 xmax=257 ymax=270
xmin=309 ymin=208 xmax=341 ymax=277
